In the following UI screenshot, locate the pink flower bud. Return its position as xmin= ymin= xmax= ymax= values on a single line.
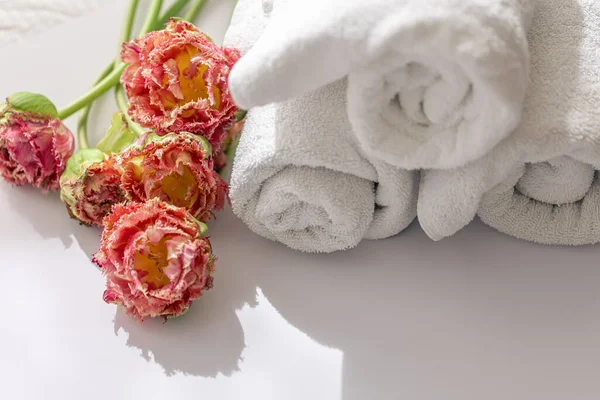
xmin=0 ymin=94 xmax=74 ymax=192
xmin=60 ymin=149 xmax=126 ymax=227
xmin=94 ymin=199 xmax=215 ymax=322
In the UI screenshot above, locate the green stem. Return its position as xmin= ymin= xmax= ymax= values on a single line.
xmin=57 ymin=0 xmax=162 ymax=120
xmin=139 ymin=0 xmax=163 ymax=36
xmin=57 ymin=64 xmax=126 ymax=120
xmin=76 ymin=63 xmax=115 ymax=148
xmin=184 ymin=0 xmax=207 ymax=22
xmin=121 ymin=0 xmax=140 ymax=48
xmin=76 ymin=114 xmax=90 ymax=149
xmin=225 ymin=133 xmax=240 ymax=163
xmin=76 ymin=0 xmax=139 ymax=147
xmin=115 ymin=84 xmax=145 ymax=137
xmin=153 ymin=0 xmax=191 ymax=30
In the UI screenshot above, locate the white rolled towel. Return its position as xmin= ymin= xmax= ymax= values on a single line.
xmin=229 ymin=0 xmax=535 ymax=169
xmin=418 ymin=0 xmax=600 ymax=243
xmin=478 ymin=157 xmax=600 ymax=245
xmin=225 ymin=0 xmax=418 ymax=252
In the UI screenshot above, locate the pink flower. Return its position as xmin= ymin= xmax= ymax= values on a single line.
xmin=0 ymin=96 xmax=74 ymax=192
xmin=118 ymin=132 xmax=227 ymax=223
xmin=94 ymin=199 xmax=215 ymax=322
xmin=60 ymin=149 xmax=126 ymax=227
xmin=121 ymin=19 xmax=240 ymax=152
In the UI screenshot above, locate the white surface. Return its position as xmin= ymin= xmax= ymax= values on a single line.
xmin=2 ymin=1 xmax=600 ymax=399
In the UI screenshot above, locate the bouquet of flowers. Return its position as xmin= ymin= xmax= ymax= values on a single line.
xmin=0 ymin=0 xmax=243 ymax=322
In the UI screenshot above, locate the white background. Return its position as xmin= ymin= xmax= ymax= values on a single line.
xmin=1 ymin=1 xmax=600 ymax=399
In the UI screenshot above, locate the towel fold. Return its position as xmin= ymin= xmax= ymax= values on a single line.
xmin=418 ymin=0 xmax=600 ymax=244
xmin=228 ymin=0 xmax=535 ymax=169
xmin=225 ymin=0 xmax=418 ymax=252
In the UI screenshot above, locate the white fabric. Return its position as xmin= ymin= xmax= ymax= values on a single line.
xmin=228 ymin=0 xmax=535 ymax=170
xmin=419 ymin=0 xmax=600 ymax=244
xmin=225 ymin=0 xmax=418 ymax=253
xmin=478 ymin=158 xmax=600 ymax=245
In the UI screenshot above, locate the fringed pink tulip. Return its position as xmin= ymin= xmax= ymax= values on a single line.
xmin=118 ymin=132 xmax=227 ymax=222
xmin=60 ymin=149 xmax=126 ymax=227
xmin=94 ymin=199 xmax=215 ymax=322
xmin=0 ymin=93 xmax=74 ymax=192
xmin=121 ymin=19 xmax=240 ymax=151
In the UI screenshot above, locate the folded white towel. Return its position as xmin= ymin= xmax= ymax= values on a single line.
xmin=225 ymin=0 xmax=418 ymax=252
xmin=418 ymin=0 xmax=600 ymax=243
xmin=228 ymin=0 xmax=535 ymax=170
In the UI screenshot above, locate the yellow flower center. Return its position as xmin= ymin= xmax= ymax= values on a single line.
xmin=160 ymin=166 xmax=199 ymax=209
xmin=164 ymin=46 xmax=222 ymax=113
xmin=134 ymin=237 xmax=171 ymax=289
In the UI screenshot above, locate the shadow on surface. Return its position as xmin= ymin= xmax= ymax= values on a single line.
xmin=248 ymin=219 xmax=600 ymax=400
xmin=5 ymin=185 xmax=101 ymax=257
xmin=5 ymin=184 xmax=257 ymax=378
xmin=113 ymin=207 xmax=259 ymax=377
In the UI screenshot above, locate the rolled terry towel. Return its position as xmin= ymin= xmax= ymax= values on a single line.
xmin=478 ymin=157 xmax=600 ymax=245
xmin=225 ymin=0 xmax=418 ymax=252
xmin=228 ymin=0 xmax=535 ymax=170
xmin=418 ymin=0 xmax=600 ymax=244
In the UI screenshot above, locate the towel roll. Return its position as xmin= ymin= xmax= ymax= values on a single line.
xmin=229 ymin=80 xmax=418 ymax=253
xmin=229 ymin=0 xmax=535 ymax=169
xmin=226 ymin=0 xmax=418 ymax=252
xmin=478 ymin=157 xmax=600 ymax=245
xmin=418 ymin=0 xmax=600 ymax=242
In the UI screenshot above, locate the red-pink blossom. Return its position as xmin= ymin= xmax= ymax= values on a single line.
xmin=118 ymin=132 xmax=227 ymax=223
xmin=94 ymin=199 xmax=215 ymax=322
xmin=121 ymin=19 xmax=240 ymax=152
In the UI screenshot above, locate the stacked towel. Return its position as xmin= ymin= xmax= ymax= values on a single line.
xmin=419 ymin=0 xmax=600 ymax=245
xmin=224 ymin=0 xmax=418 ymax=252
xmin=229 ymin=0 xmax=536 ymax=170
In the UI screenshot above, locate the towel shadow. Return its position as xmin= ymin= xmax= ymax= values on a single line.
xmin=112 ymin=206 xmax=260 ymax=377
xmin=250 ymin=219 xmax=600 ymax=399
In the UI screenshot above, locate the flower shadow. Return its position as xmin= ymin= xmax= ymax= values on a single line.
xmin=7 ymin=182 xmax=259 ymax=377
xmin=112 ymin=206 xmax=260 ymax=377
xmin=4 ymin=184 xmax=101 ymax=257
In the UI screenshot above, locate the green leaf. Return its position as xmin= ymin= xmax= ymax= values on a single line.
xmin=235 ymin=109 xmax=247 ymax=122
xmin=8 ymin=92 xmax=59 ymax=118
xmin=96 ymin=113 xmax=138 ymax=154
xmin=191 ymin=216 xmax=209 ymax=237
